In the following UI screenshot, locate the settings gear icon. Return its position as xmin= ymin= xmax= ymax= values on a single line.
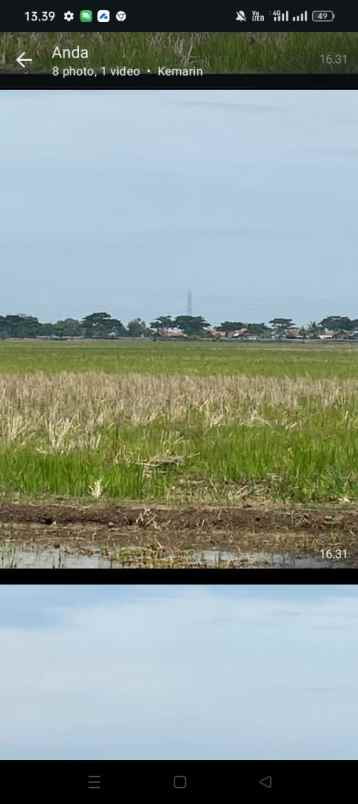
xmin=64 ymin=10 xmax=75 ymax=22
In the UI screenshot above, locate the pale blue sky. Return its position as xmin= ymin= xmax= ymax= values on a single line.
xmin=1 ymin=90 xmax=358 ymax=325
xmin=0 ymin=585 xmax=357 ymax=760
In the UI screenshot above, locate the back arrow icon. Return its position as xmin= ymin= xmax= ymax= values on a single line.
xmin=16 ymin=52 xmax=33 ymax=69
xmin=258 ymin=775 xmax=272 ymax=789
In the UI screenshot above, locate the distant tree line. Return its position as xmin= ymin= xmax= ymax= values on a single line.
xmin=1 ymin=312 xmax=358 ymax=339
xmin=0 ymin=312 xmax=147 ymax=339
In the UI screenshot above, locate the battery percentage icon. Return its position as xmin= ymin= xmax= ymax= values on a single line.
xmin=312 ymin=10 xmax=335 ymax=22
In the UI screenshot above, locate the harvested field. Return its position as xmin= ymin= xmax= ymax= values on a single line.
xmin=1 ymin=363 xmax=358 ymax=504
xmin=1 ymin=341 xmax=357 ymax=568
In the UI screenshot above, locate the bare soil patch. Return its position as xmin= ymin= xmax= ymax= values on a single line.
xmin=1 ymin=500 xmax=358 ymax=533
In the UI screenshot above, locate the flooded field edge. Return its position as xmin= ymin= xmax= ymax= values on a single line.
xmin=0 ymin=501 xmax=357 ymax=568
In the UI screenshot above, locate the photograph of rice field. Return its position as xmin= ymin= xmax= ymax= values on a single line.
xmin=1 ymin=88 xmax=357 ymax=568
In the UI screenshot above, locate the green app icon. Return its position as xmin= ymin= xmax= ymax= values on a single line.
xmin=80 ymin=9 xmax=93 ymax=22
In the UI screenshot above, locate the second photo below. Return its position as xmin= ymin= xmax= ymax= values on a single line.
xmin=1 ymin=88 xmax=357 ymax=569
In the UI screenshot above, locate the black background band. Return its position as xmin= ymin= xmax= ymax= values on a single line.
xmin=1 ymin=760 xmax=356 ymax=794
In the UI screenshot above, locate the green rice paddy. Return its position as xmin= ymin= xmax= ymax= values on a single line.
xmin=1 ymin=339 xmax=358 ymax=504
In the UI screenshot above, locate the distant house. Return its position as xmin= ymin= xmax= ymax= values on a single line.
xmin=207 ymin=328 xmax=226 ymax=339
xmin=231 ymin=328 xmax=250 ymax=339
xmin=35 ymin=335 xmax=62 ymax=340
xmin=319 ymin=329 xmax=334 ymax=340
xmin=331 ymin=330 xmax=351 ymax=341
xmin=286 ymin=327 xmax=301 ymax=339
xmin=159 ymin=327 xmax=187 ymax=338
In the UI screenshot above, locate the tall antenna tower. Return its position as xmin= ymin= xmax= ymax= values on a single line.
xmin=187 ymin=289 xmax=193 ymax=316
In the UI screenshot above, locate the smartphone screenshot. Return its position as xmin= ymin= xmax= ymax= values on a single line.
xmin=0 ymin=3 xmax=357 ymax=790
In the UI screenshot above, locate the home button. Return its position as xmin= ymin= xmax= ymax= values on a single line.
xmin=172 ymin=775 xmax=188 ymax=790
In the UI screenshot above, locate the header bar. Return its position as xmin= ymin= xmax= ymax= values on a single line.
xmin=0 ymin=3 xmax=357 ymax=32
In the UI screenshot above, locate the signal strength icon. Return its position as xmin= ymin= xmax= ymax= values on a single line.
xmin=292 ymin=9 xmax=308 ymax=21
xmin=273 ymin=9 xmax=290 ymax=22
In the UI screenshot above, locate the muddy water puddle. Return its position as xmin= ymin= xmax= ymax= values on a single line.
xmin=1 ymin=515 xmax=356 ymax=568
xmin=195 ymin=548 xmax=336 ymax=569
xmin=0 ymin=542 xmax=343 ymax=569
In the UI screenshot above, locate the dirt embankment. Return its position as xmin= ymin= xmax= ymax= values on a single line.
xmin=0 ymin=501 xmax=358 ymax=532
xmin=1 ymin=501 xmax=358 ymax=566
